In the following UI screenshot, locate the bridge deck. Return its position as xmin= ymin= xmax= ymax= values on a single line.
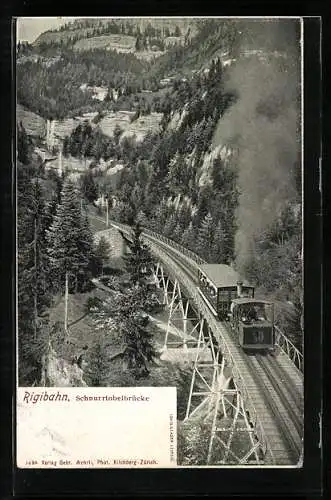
xmin=110 ymin=223 xmax=304 ymax=466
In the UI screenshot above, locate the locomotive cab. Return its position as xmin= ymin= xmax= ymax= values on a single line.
xmin=229 ymin=298 xmax=274 ymax=351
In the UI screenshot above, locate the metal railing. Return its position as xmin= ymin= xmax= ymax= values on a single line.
xmin=274 ymin=326 xmax=304 ymax=373
xmin=109 ymin=220 xmax=207 ymax=265
xmin=148 ymin=240 xmax=272 ymax=461
xmin=109 ymin=220 xmax=303 ymax=376
xmin=143 ymin=227 xmax=207 ymax=265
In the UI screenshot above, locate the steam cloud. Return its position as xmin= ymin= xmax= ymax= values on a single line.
xmin=213 ymin=20 xmax=301 ymax=271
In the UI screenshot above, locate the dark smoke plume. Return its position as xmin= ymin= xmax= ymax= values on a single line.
xmin=212 ymin=19 xmax=301 ymax=271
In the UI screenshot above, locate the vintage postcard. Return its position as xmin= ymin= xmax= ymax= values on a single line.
xmin=16 ymin=16 xmax=304 ymax=468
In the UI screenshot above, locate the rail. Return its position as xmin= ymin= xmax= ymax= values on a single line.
xmin=143 ymin=227 xmax=207 ymax=265
xmin=247 ymin=355 xmax=301 ymax=461
xmin=274 ymin=326 xmax=303 ymax=373
xmin=109 ymin=220 xmax=207 ymax=265
xmin=150 ymin=240 xmax=273 ymax=461
xmin=110 ymin=220 xmax=273 ymax=461
xmin=109 ymin=219 xmax=303 ymax=376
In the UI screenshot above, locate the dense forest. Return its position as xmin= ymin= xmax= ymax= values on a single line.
xmin=17 ymin=17 xmax=303 ymax=365
xmin=16 ymin=19 xmax=240 ymax=120
xmin=33 ymin=18 xmax=193 ymax=49
xmin=17 ymin=18 xmax=303 ymax=466
xmin=17 ymin=48 xmax=150 ymax=119
xmin=17 ymin=127 xmax=166 ymax=385
xmin=59 ymin=30 xmax=302 ymax=346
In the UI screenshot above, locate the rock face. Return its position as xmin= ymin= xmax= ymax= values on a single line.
xmin=41 ymin=350 xmax=87 ymax=387
xmin=94 ymin=227 xmax=127 ymax=257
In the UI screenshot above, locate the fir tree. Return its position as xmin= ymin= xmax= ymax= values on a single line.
xmin=121 ymin=308 xmax=157 ymax=377
xmin=181 ymin=222 xmax=196 ymax=252
xmin=198 ymin=212 xmax=215 ymax=262
xmin=77 ymin=212 xmax=95 ymax=291
xmin=17 ymin=174 xmax=56 ymax=384
xmin=210 ymin=220 xmax=228 ymax=263
xmin=92 ymin=288 xmax=159 ymax=379
xmin=80 ymin=171 xmax=98 ymax=203
xmin=136 ymin=210 xmax=149 ymax=228
xmin=94 ymin=236 xmax=111 ymax=276
xmin=85 ymin=337 xmax=110 ymax=386
xmin=163 ymin=214 xmax=178 ymax=239
xmin=18 ymin=179 xmax=52 ymax=338
xmin=172 ymin=223 xmax=183 ymax=243
xmin=46 ymin=180 xmax=95 ymax=333
xmin=123 ymin=221 xmax=153 ymax=288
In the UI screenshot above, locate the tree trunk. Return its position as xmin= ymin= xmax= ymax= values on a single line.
xmin=64 ymin=271 xmax=69 ymax=335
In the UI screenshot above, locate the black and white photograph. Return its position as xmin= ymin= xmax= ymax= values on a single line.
xmin=16 ymin=16 xmax=304 ymax=467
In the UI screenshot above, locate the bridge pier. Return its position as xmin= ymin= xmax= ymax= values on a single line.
xmin=152 ymin=266 xmax=200 ymax=349
xmin=151 ymin=261 xmax=264 ymax=464
xmin=107 ymin=222 xmax=302 ymax=466
xmin=185 ymin=318 xmax=264 ymax=464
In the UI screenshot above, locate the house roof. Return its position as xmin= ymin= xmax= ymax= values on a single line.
xmin=198 ymin=264 xmax=252 ymax=288
xmin=231 ymin=298 xmax=272 ymax=306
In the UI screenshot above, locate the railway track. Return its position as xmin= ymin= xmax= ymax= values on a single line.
xmin=264 ymin=354 xmax=303 ymax=422
xmin=244 ymin=353 xmax=302 ymax=463
xmin=141 ymin=230 xmax=304 ymax=465
xmin=95 ymin=220 xmax=303 ymax=464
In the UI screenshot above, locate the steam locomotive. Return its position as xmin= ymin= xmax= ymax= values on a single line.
xmin=197 ymin=264 xmax=275 ymax=351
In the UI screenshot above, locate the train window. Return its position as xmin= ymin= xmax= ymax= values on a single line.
xmin=218 ymin=290 xmax=229 ymax=300
xmin=240 ymin=304 xmax=267 ymax=323
xmin=242 ymin=287 xmax=254 ymax=298
xmin=254 ymin=304 xmax=267 ymax=321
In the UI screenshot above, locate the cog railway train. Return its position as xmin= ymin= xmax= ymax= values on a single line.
xmin=197 ymin=264 xmax=275 ymax=352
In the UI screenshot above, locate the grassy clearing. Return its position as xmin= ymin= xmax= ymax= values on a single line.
xmin=74 ymin=34 xmax=136 ymax=52
xmin=48 ymin=288 xmax=108 ymax=363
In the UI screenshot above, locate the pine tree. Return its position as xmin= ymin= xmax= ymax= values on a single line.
xmin=198 ymin=212 xmax=215 ymax=262
xmin=92 ymin=288 xmax=159 ymax=379
xmin=177 ymin=202 xmax=192 ymax=229
xmin=136 ymin=210 xmax=149 ymax=228
xmin=17 ymin=174 xmax=56 ymax=384
xmin=46 ymin=180 xmax=95 ymax=333
xmin=123 ymin=221 xmax=153 ymax=288
xmin=121 ymin=308 xmax=158 ymax=377
xmin=94 ymin=236 xmax=111 ymax=276
xmin=18 ymin=179 xmax=52 ymax=337
xmin=163 ymin=213 xmax=178 ymax=239
xmin=77 ymin=212 xmax=95 ymax=291
xmin=80 ymin=171 xmax=98 ymax=203
xmin=172 ymin=223 xmax=183 ymax=243
xmin=210 ymin=220 xmax=228 ymax=264
xmin=181 ymin=222 xmax=196 ymax=252
xmin=166 ymin=153 xmax=190 ymax=196
xmin=85 ymin=337 xmax=110 ymax=386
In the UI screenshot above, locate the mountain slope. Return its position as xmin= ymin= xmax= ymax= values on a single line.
xmin=33 ymin=18 xmax=199 ymax=56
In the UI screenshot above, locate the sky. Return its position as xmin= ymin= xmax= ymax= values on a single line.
xmin=16 ymin=18 xmax=78 ymax=43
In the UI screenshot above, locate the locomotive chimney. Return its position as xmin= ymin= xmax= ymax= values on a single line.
xmin=237 ymin=281 xmax=243 ymax=297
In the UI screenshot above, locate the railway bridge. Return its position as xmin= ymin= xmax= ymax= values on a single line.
xmin=94 ymin=219 xmax=304 ymax=467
